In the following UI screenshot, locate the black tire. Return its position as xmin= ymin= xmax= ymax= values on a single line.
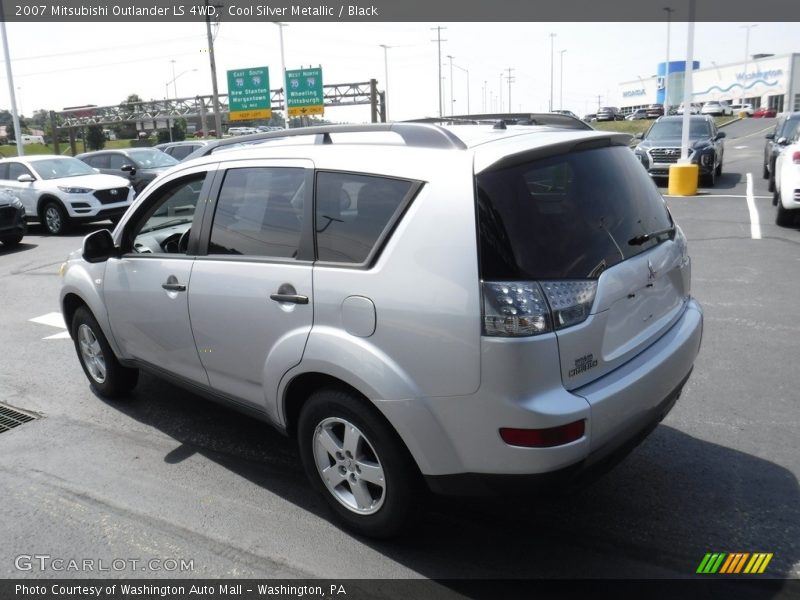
xmin=702 ymin=167 xmax=716 ymax=188
xmin=768 ymin=174 xmax=776 ymax=193
xmin=715 ymin=158 xmax=722 ymax=177
xmin=41 ymin=200 xmax=69 ymax=235
xmin=763 ymin=162 xmax=769 ymax=179
xmin=773 ymin=189 xmax=779 ymax=207
xmin=71 ymin=307 xmax=139 ymax=398
xmin=775 ymin=191 xmax=794 ymax=227
xmin=0 ymin=232 xmax=23 ymax=247
xmin=297 ymin=387 xmax=422 ymax=538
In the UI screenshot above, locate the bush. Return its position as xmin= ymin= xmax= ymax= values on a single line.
xmin=86 ymin=125 xmax=106 ymax=151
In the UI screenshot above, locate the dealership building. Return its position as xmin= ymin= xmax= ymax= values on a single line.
xmin=619 ymin=53 xmax=800 ymax=114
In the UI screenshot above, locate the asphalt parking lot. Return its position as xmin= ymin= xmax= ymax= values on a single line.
xmin=0 ymin=118 xmax=798 ymax=592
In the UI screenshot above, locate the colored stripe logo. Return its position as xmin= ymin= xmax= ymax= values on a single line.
xmin=697 ymin=553 xmax=773 ymax=574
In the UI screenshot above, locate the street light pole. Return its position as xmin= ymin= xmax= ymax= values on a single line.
xmin=740 ymin=24 xmax=757 ymax=106
xmin=549 ymin=33 xmax=557 ymax=112
xmin=664 ymin=7 xmax=674 ymax=112
xmin=447 ymin=55 xmax=455 ymax=116
xmin=379 ymin=44 xmax=391 ymax=121
xmin=559 ymin=49 xmax=566 ymax=110
xmin=430 ymin=26 xmax=447 ymax=118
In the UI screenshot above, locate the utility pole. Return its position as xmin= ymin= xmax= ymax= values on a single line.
xmin=559 ymin=50 xmax=566 ymax=110
xmin=597 ymin=95 xmax=602 ymax=110
xmin=740 ymin=24 xmax=757 ymax=106
xmin=506 ymin=67 xmax=515 ymax=113
xmin=205 ymin=0 xmax=222 ymax=138
xmin=276 ymin=22 xmax=289 ymax=128
xmin=431 ymin=26 xmax=447 ymax=117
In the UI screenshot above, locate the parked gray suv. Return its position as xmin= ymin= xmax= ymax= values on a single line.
xmin=59 ymin=121 xmax=703 ymax=537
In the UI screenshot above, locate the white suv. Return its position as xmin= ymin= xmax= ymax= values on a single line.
xmin=0 ymin=155 xmax=134 ymax=234
xmin=60 ymin=121 xmax=703 ymax=537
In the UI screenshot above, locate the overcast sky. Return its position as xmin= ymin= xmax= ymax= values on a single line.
xmin=1 ymin=21 xmax=797 ymax=122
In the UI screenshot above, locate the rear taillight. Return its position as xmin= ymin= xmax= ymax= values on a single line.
xmin=482 ymin=280 xmax=597 ymax=337
xmin=793 ymin=151 xmax=800 ymax=164
xmin=500 ymin=420 xmax=586 ymax=448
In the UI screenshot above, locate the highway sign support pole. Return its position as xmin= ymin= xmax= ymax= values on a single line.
xmin=205 ymin=0 xmax=223 ymax=138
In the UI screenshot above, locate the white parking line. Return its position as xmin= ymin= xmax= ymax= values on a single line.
xmin=745 ymin=172 xmax=762 ymax=240
xmin=28 ymin=312 xmax=71 ymax=340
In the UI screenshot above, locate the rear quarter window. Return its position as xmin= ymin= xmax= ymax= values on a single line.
xmin=477 ymin=145 xmax=673 ymax=280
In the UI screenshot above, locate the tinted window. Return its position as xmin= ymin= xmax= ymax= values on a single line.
xmin=109 ymin=154 xmax=129 ymax=169
xmin=477 ymin=145 xmax=673 ymax=280
xmin=646 ymin=119 xmax=711 ymax=140
xmin=127 ymin=148 xmax=179 ymax=168
xmin=8 ymin=163 xmax=32 ymax=180
xmin=315 ymin=172 xmax=413 ymax=264
xmin=168 ymin=145 xmax=198 ymax=160
xmin=209 ymin=167 xmax=305 ymax=258
xmin=84 ymin=155 xmax=109 ymax=169
xmin=0 ymin=163 xmax=8 ymax=180
xmin=778 ymin=116 xmax=800 ymax=140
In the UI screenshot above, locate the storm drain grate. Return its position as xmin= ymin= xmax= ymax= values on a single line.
xmin=0 ymin=403 xmax=38 ymax=433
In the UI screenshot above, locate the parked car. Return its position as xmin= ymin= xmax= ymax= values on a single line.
xmin=700 ymin=101 xmax=732 ymax=117
xmin=729 ymin=103 xmax=754 ymax=117
xmin=773 ymin=134 xmax=800 ymax=226
xmin=155 ymin=140 xmax=214 ymax=162
xmin=550 ymin=109 xmax=580 ymax=120
xmin=194 ymin=130 xmax=216 ymax=138
xmin=76 ymin=148 xmax=179 ymax=194
xmin=227 ymin=126 xmax=258 ymax=136
xmin=626 ymin=108 xmax=649 ymax=121
xmin=676 ymin=103 xmax=701 ymax=115
xmin=763 ymin=111 xmax=800 ymax=192
xmin=60 ymin=122 xmax=703 ymax=538
xmin=582 ymin=113 xmax=597 ymax=122
xmin=0 ymin=155 xmax=133 ymax=235
xmin=646 ymin=104 xmax=665 ymax=119
xmin=0 ymin=189 xmax=26 ymax=247
xmin=633 ymin=115 xmax=726 ymax=186
xmin=754 ymin=106 xmax=778 ymax=118
xmin=595 ymin=106 xmax=623 ymax=121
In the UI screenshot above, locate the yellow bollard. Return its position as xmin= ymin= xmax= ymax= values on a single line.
xmin=668 ymin=163 xmax=699 ymax=196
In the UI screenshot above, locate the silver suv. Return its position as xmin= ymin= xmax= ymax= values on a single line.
xmin=59 ymin=121 xmax=703 ymax=537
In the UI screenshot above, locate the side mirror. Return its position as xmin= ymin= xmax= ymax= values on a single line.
xmin=765 ymin=133 xmax=775 ymax=140
xmin=121 ymin=164 xmax=137 ymax=175
xmin=17 ymin=174 xmax=35 ymax=183
xmin=634 ymin=132 xmax=644 ymax=140
xmin=777 ymin=137 xmax=789 ymax=145
xmin=716 ymin=131 xmax=727 ymax=140
xmin=82 ymin=229 xmax=116 ymax=264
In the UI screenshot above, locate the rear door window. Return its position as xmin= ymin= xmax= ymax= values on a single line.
xmin=477 ymin=145 xmax=673 ymax=280
xmin=314 ymin=172 xmax=415 ymax=265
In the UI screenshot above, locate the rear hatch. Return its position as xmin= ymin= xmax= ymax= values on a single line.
xmin=476 ymin=141 xmax=691 ymax=390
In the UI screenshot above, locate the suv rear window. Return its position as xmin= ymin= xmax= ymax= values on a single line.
xmin=477 ymin=145 xmax=673 ymax=280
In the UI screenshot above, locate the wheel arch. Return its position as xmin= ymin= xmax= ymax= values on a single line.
xmin=37 ymin=193 xmax=64 ymax=219
xmin=280 ymin=368 xmax=462 ymax=477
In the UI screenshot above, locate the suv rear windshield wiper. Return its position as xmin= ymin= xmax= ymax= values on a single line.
xmin=628 ymin=226 xmax=674 ymax=246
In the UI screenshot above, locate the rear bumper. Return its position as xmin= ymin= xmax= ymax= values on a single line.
xmin=404 ymin=299 xmax=703 ymax=494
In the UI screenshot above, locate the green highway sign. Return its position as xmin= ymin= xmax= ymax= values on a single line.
xmin=227 ymin=66 xmax=271 ymax=121
xmin=286 ymin=67 xmax=324 ymax=116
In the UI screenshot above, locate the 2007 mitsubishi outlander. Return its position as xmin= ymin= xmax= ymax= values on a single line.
xmin=59 ymin=119 xmax=703 ymax=537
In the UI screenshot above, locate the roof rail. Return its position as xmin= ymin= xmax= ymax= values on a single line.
xmin=406 ymin=113 xmax=593 ymax=131
xmin=200 ymin=123 xmax=468 ymax=152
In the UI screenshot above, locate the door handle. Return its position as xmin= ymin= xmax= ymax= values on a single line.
xmin=270 ymin=293 xmax=308 ymax=304
xmin=162 ymin=280 xmax=187 ymax=292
